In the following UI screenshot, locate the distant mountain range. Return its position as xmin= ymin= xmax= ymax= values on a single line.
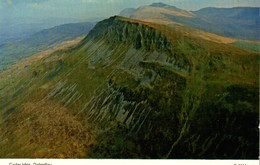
xmin=0 ymin=22 xmax=95 ymax=69
xmin=0 ymin=17 xmax=103 ymax=45
xmin=119 ymin=3 xmax=259 ymax=40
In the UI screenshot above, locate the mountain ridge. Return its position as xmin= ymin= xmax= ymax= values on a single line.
xmin=0 ymin=15 xmax=258 ymax=159
xmin=119 ymin=4 xmax=259 ymax=41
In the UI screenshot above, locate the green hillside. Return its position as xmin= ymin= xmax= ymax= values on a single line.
xmin=0 ymin=16 xmax=258 ymax=159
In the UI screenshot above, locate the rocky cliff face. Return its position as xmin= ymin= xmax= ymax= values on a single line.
xmin=84 ymin=16 xmax=191 ymax=71
xmin=88 ymin=16 xmax=172 ymax=51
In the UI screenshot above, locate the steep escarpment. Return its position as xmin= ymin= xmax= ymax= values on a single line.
xmin=0 ymin=16 xmax=258 ymax=159
xmin=89 ymin=17 xmax=172 ymax=51
xmin=84 ymin=16 xmax=191 ymax=71
xmin=63 ymin=16 xmax=259 ymax=158
xmin=84 ymin=16 xmax=259 ymax=83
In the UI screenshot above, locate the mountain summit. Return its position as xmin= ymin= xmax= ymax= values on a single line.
xmin=119 ymin=8 xmax=136 ymax=17
xmin=150 ymin=2 xmax=170 ymax=7
xmin=119 ymin=3 xmax=195 ymax=26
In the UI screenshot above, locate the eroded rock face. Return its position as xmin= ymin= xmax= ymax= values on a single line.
xmin=87 ymin=17 xmax=171 ymax=51
xmin=85 ymin=16 xmax=191 ymax=72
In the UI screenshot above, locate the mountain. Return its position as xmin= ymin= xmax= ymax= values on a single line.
xmin=0 ymin=17 xmax=103 ymax=45
xmin=0 ymin=22 xmax=95 ymax=69
xmin=122 ymin=3 xmax=195 ymax=23
xmin=0 ymin=23 xmax=44 ymax=44
xmin=119 ymin=3 xmax=259 ymax=41
xmin=119 ymin=2 xmax=195 ymax=21
xmin=119 ymin=8 xmax=136 ymax=17
xmin=0 ymin=17 xmax=84 ymax=44
xmin=194 ymin=7 xmax=259 ymax=20
xmin=150 ymin=2 xmax=169 ymax=7
xmin=0 ymin=16 xmax=258 ymax=159
xmin=22 ymin=22 xmax=95 ymax=47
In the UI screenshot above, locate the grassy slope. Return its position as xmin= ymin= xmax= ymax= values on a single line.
xmin=0 ymin=16 xmax=258 ymax=158
xmin=231 ymin=41 xmax=260 ymax=52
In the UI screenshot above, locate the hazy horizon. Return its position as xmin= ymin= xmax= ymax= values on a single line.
xmin=0 ymin=0 xmax=259 ymax=21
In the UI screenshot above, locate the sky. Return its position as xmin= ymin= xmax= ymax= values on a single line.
xmin=0 ymin=0 xmax=259 ymax=20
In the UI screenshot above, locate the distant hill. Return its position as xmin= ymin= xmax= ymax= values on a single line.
xmin=194 ymin=7 xmax=259 ymax=19
xmin=22 ymin=22 xmax=95 ymax=47
xmin=0 ymin=23 xmax=44 ymax=45
xmin=119 ymin=8 xmax=136 ymax=17
xmin=0 ymin=17 xmax=103 ymax=45
xmin=0 ymin=22 xmax=95 ymax=69
xmin=124 ymin=3 xmax=195 ymax=20
xmin=119 ymin=3 xmax=259 ymax=40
